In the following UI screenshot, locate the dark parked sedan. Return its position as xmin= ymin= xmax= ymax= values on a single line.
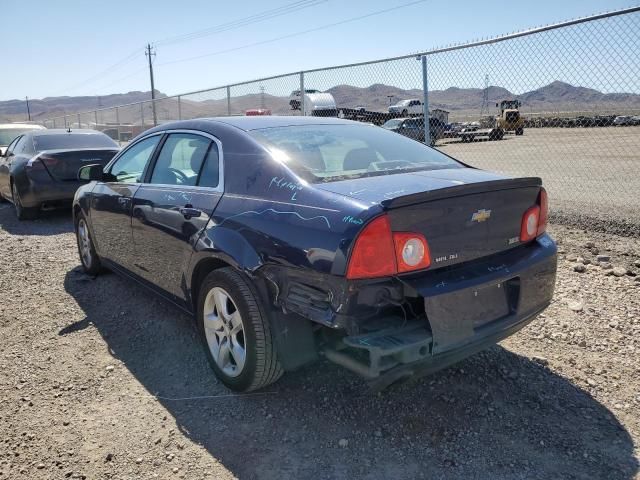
xmin=0 ymin=129 xmax=119 ymax=219
xmin=73 ymin=117 xmax=557 ymax=392
xmin=382 ymin=117 xmax=446 ymax=145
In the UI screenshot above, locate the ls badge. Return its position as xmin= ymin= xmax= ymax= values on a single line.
xmin=471 ymin=209 xmax=492 ymax=222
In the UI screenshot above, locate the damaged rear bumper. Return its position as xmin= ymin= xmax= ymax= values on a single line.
xmin=322 ymin=235 xmax=557 ymax=388
xmin=366 ymin=306 xmax=545 ymax=391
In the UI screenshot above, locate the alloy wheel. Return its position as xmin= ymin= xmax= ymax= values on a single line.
xmin=203 ymin=287 xmax=246 ymax=377
xmin=77 ymin=218 xmax=92 ymax=268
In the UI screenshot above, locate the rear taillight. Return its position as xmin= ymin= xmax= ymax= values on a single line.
xmin=346 ymin=214 xmax=431 ymax=280
xmin=537 ymin=187 xmax=548 ymax=236
xmin=393 ymin=232 xmax=431 ymax=273
xmin=520 ymin=187 xmax=548 ymax=242
xmin=346 ymin=216 xmax=396 ymax=280
xmin=27 ymin=155 xmax=58 ymax=171
xmin=520 ymin=206 xmax=540 ymax=242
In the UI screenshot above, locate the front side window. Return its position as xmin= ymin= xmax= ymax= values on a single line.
xmin=109 ymin=135 xmax=160 ymax=183
xmin=150 ymin=133 xmax=211 ymax=186
xmin=250 ymin=124 xmax=462 ymax=182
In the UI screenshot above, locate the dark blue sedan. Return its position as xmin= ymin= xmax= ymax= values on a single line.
xmin=73 ymin=116 xmax=557 ymax=392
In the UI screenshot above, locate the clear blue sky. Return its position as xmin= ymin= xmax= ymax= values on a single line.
xmin=2 ymin=0 xmax=637 ymax=101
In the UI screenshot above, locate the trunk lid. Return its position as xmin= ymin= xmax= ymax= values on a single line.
xmin=316 ymin=168 xmax=542 ymax=269
xmin=36 ymin=148 xmax=119 ymax=181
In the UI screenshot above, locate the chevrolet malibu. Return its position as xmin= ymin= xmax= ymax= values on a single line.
xmin=73 ymin=117 xmax=557 ymax=392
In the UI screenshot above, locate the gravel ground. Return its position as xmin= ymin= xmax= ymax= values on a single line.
xmin=439 ymin=126 xmax=640 ymax=231
xmin=1 ymin=204 xmax=639 ymax=480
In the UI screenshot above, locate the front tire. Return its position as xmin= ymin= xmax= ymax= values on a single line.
xmin=12 ymin=183 xmax=38 ymax=220
xmin=197 ymin=268 xmax=283 ymax=392
xmin=75 ymin=213 xmax=102 ymax=275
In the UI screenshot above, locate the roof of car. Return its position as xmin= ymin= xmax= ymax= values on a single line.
xmin=0 ymin=123 xmax=46 ymax=129
xmin=200 ymin=115 xmax=357 ymax=131
xmin=30 ymin=128 xmax=106 ymax=136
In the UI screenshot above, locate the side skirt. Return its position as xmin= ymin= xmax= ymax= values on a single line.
xmin=101 ymin=258 xmax=194 ymax=318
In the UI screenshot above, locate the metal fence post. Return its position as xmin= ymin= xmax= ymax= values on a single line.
xmin=116 ymin=107 xmax=121 ymax=145
xmin=300 ymin=72 xmax=306 ymax=116
xmin=177 ymin=96 xmax=182 ymax=120
xmin=77 ymin=113 xmax=81 ymax=129
xmin=226 ymin=86 xmax=231 ymax=116
xmin=94 ymin=110 xmax=98 ymax=129
xmin=140 ymin=102 xmax=145 ymax=127
xmin=64 ymin=115 xmax=68 ymax=129
xmin=421 ymin=55 xmax=430 ymax=146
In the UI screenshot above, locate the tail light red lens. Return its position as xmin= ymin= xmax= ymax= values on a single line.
xmin=520 ymin=187 xmax=548 ymax=242
xmin=393 ymin=232 xmax=431 ymax=272
xmin=27 ymin=155 xmax=58 ymax=171
xmin=520 ymin=206 xmax=540 ymax=242
xmin=346 ymin=215 xmax=431 ymax=279
xmin=346 ymin=215 xmax=397 ymax=279
xmin=537 ymin=187 xmax=548 ymax=236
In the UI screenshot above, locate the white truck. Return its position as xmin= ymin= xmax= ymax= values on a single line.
xmin=289 ymin=90 xmax=338 ymax=117
xmin=388 ymin=99 xmax=423 ymax=116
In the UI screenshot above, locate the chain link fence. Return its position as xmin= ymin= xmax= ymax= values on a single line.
xmin=40 ymin=7 xmax=640 ymax=228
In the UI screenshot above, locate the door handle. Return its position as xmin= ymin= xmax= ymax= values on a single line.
xmin=179 ymin=206 xmax=202 ymax=219
xmin=117 ymin=197 xmax=130 ymax=205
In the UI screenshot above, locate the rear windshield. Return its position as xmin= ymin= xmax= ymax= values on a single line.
xmin=250 ymin=124 xmax=462 ymax=182
xmin=0 ymin=128 xmax=40 ymax=146
xmin=33 ymin=133 xmax=117 ymax=151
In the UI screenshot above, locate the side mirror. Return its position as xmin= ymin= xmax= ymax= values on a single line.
xmin=78 ymin=164 xmax=105 ymax=182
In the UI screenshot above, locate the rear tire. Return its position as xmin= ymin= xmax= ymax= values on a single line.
xmin=75 ymin=213 xmax=103 ymax=275
xmin=197 ymin=268 xmax=283 ymax=392
xmin=11 ymin=183 xmax=38 ymax=220
xmin=515 ymin=127 xmax=524 ymax=136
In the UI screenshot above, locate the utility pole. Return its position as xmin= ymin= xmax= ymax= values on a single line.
xmin=25 ymin=97 xmax=31 ymax=121
xmin=259 ymin=86 xmax=266 ymax=109
xmin=145 ymin=44 xmax=158 ymax=126
xmin=480 ymin=74 xmax=490 ymax=117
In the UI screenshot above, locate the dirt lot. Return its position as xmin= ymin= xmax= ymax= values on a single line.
xmin=439 ymin=126 xmax=640 ymax=229
xmin=1 ymin=204 xmax=639 ymax=480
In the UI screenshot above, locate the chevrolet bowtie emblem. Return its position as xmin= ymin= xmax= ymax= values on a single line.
xmin=471 ymin=209 xmax=492 ymax=222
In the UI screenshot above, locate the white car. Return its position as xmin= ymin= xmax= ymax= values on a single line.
xmin=388 ymin=99 xmax=423 ymax=115
xmin=0 ymin=123 xmax=46 ymax=155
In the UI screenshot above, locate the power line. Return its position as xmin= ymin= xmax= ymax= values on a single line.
xmin=157 ymin=0 xmax=428 ymax=67
xmin=87 ymin=66 xmax=148 ymax=94
xmin=47 ymin=0 xmax=326 ymax=97
xmin=154 ymin=0 xmax=326 ymax=47
xmin=52 ymin=47 xmax=144 ymax=96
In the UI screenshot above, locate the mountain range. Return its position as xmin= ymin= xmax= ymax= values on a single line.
xmin=2 ymin=81 xmax=638 ymax=123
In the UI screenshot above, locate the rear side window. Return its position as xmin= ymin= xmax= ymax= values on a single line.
xmin=34 ymin=133 xmax=117 ymax=151
xmin=197 ymin=143 xmax=220 ymax=188
xmin=150 ymin=133 xmax=211 ymax=186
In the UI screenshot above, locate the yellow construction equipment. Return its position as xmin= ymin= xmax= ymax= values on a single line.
xmin=495 ymin=100 xmax=524 ymax=135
